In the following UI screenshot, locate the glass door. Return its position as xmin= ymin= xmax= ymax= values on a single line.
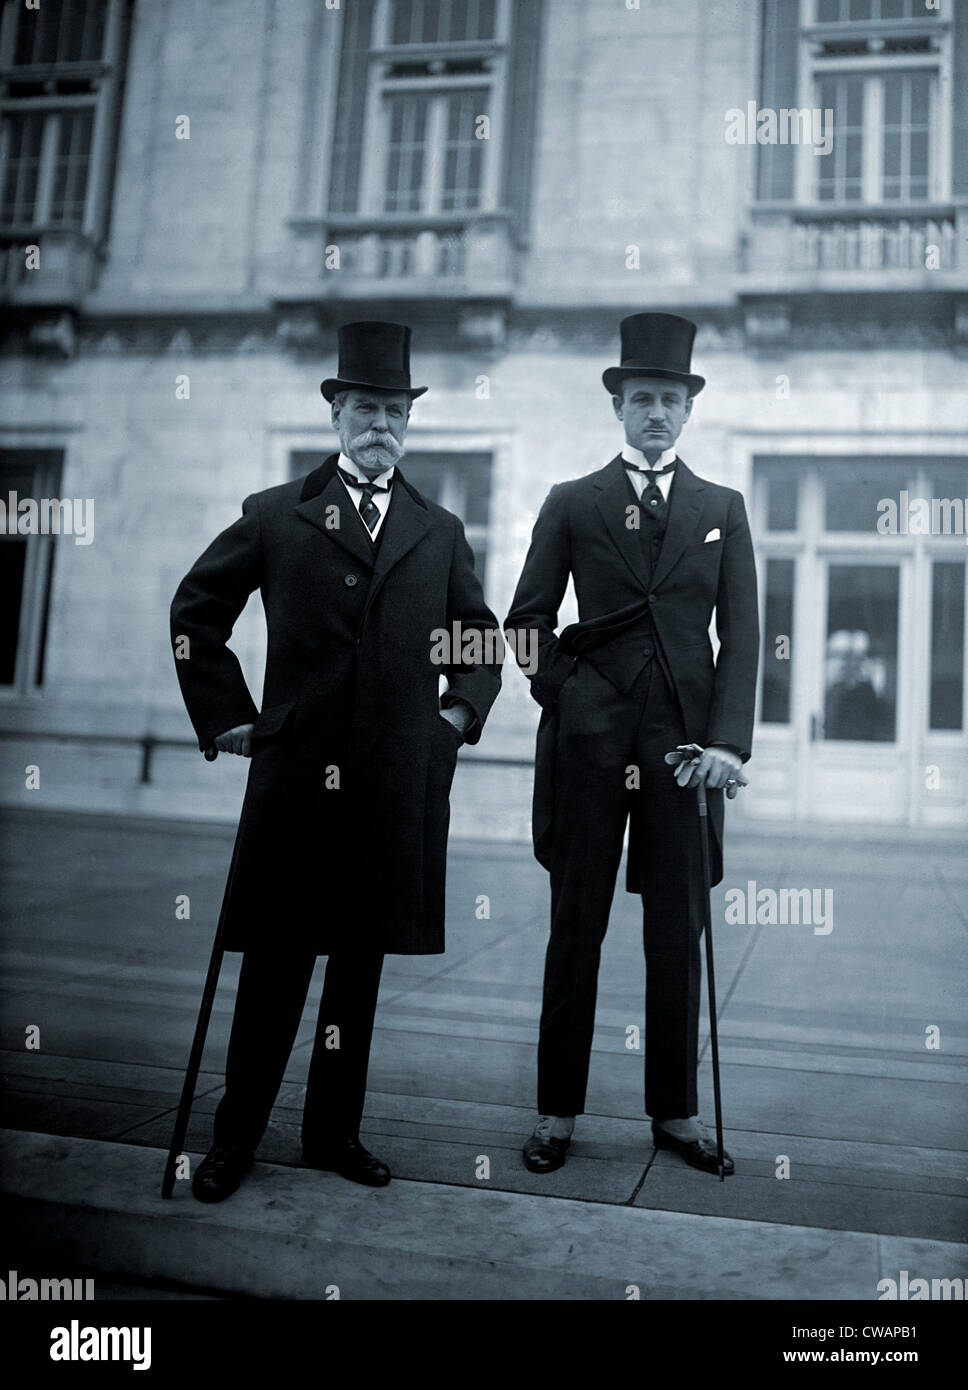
xmin=805 ymin=555 xmax=912 ymax=824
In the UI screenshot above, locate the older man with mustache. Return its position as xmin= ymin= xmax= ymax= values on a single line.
xmin=170 ymin=321 xmax=502 ymax=1201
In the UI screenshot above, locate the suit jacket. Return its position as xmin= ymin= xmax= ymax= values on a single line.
xmin=505 ymin=455 xmax=759 ymax=888
xmin=170 ymin=453 xmax=502 ymax=954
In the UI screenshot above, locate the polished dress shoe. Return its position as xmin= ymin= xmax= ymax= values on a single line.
xmin=652 ymin=1120 xmax=734 ymax=1176
xmin=302 ymin=1137 xmax=391 ymax=1187
xmin=191 ymin=1145 xmax=254 ymax=1203
xmin=522 ymin=1116 xmax=572 ymax=1174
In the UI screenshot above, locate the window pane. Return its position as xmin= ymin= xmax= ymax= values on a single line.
xmin=848 ymin=0 xmax=873 ymax=18
xmin=930 ymin=562 xmax=965 ymax=730
xmin=883 ymin=130 xmax=901 ymax=183
xmin=761 ymin=559 xmax=795 ymax=723
xmin=418 ymin=0 xmax=440 ymax=42
xmin=395 ymin=451 xmax=493 ymax=576
xmin=908 ymin=130 xmax=928 ymax=179
xmin=391 ymin=0 xmax=415 ymax=44
xmin=475 ymin=0 xmax=497 ymax=40
xmin=441 ymin=89 xmax=488 ymax=211
xmin=382 ymin=94 xmax=429 ymax=212
xmin=0 ymin=451 xmax=59 ymax=689
xmin=462 ymin=453 xmax=493 ymax=527
xmin=909 ymin=72 xmax=930 ymax=126
xmin=824 ymin=565 xmax=898 ymax=741
xmin=1 ymin=113 xmax=46 ymax=224
xmin=817 ymin=0 xmax=841 ymax=20
xmin=389 ymin=0 xmax=495 ymax=45
xmin=766 ymin=474 xmax=798 ymax=531
xmin=397 ymin=453 xmax=446 ymax=503
xmin=50 ymin=108 xmax=94 ymax=226
xmin=882 ymin=72 xmax=932 ymax=202
xmin=447 ymin=0 xmax=470 ymax=42
xmin=825 ymin=471 xmax=894 ymax=532
xmin=13 ymin=0 xmax=108 ymax=65
xmin=817 ymin=76 xmax=866 ymax=203
xmin=930 ymin=463 xmax=968 ymax=507
xmin=0 ymin=541 xmax=28 ymax=684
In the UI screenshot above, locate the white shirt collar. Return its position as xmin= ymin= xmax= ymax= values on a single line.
xmin=621 ymin=443 xmax=677 ymax=471
xmin=337 ymin=452 xmax=396 ymax=487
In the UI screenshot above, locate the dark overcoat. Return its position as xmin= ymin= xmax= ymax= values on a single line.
xmin=505 ymin=456 xmax=759 ymax=889
xmin=170 ymin=453 xmax=502 ymax=954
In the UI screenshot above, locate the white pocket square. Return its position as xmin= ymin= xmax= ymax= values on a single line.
xmin=703 ymin=528 xmax=721 ymax=543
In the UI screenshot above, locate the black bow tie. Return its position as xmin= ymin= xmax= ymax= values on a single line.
xmin=625 ymin=459 xmax=676 ymax=480
xmin=338 ymin=465 xmax=391 ymax=492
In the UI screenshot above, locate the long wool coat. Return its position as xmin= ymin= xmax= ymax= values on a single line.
xmin=506 ymin=456 xmax=759 ymax=889
xmin=170 ymin=453 xmax=502 ymax=954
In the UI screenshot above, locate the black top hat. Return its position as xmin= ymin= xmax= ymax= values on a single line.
xmin=602 ymin=312 xmax=705 ymax=397
xmin=320 ymin=320 xmax=428 ymax=402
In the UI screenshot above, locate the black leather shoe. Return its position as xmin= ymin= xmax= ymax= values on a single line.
xmin=652 ymin=1121 xmax=734 ymax=1176
xmin=302 ymin=1138 xmax=391 ymax=1187
xmin=191 ymin=1145 xmax=254 ymax=1203
xmin=522 ymin=1120 xmax=571 ymax=1174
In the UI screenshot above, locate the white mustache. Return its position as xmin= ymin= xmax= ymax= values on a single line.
xmin=351 ymin=430 xmax=403 ymax=458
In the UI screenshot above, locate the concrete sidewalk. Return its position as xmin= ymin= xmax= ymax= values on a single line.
xmin=1 ymin=808 xmax=966 ymax=1299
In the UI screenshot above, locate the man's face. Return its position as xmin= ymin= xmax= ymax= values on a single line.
xmin=612 ymin=376 xmax=693 ymax=458
xmin=332 ymin=388 xmax=411 ymax=476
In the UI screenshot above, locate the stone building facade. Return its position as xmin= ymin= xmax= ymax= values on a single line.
xmin=2 ymin=0 xmax=966 ymax=834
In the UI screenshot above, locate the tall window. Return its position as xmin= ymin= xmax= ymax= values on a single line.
xmin=325 ymin=0 xmax=542 ymax=283
xmin=757 ymin=0 xmax=948 ymax=205
xmin=0 ymin=449 xmax=61 ymax=692
xmin=0 ymin=0 xmax=129 ymax=236
xmin=397 ymin=450 xmax=492 ymax=580
xmin=330 ymin=0 xmax=506 ymax=219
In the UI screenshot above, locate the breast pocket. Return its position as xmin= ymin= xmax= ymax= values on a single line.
xmin=686 ymin=536 xmax=723 ymax=556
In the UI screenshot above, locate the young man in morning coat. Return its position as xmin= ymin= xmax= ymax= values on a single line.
xmin=170 ymin=321 xmax=502 ymax=1201
xmin=505 ymin=312 xmax=759 ymax=1177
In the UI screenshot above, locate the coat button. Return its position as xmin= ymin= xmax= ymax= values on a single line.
xmin=648 ymin=595 xmax=657 ymax=606
xmin=344 ymin=574 xmax=358 ymax=587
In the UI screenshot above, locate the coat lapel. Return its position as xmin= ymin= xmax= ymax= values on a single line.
xmin=593 ymin=455 xmax=651 ymax=593
xmin=370 ymin=466 xmax=430 ymax=581
xmin=651 ymin=458 xmax=705 ymax=590
xmin=295 ymin=453 xmax=376 ymax=569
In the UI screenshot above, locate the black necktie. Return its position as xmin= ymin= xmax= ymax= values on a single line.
xmin=626 ymin=460 xmax=674 ymax=522
xmin=338 ymin=466 xmax=390 ymax=535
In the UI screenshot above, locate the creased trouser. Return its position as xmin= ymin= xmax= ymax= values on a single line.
xmin=537 ymin=657 xmax=706 ymax=1119
xmin=212 ymin=945 xmax=384 ymax=1153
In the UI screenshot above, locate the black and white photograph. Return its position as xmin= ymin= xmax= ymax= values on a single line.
xmin=0 ymin=0 xmax=966 ymax=1355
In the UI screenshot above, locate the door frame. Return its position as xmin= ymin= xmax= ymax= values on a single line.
xmin=730 ymin=429 xmax=968 ymax=826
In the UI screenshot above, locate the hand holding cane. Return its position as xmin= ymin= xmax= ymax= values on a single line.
xmin=663 ymin=743 xmax=747 ymax=1182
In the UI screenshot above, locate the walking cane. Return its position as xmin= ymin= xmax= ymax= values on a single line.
xmin=161 ymin=744 xmax=224 ymax=1198
xmin=663 ymin=743 xmax=747 ymax=1183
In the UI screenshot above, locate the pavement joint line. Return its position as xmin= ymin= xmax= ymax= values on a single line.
xmin=934 ymin=863 xmax=968 ymax=937
xmin=625 ymin=1159 xmax=654 ymax=1205
xmin=17 ymin=1109 xmax=963 ymax=1194
xmin=698 ymin=917 xmax=767 ymax=1068
xmin=10 ymin=1130 xmax=967 ymax=1271
xmin=84 ymin=1111 xmax=968 ymax=1161
xmin=6 ymin=1072 xmax=967 ymax=1157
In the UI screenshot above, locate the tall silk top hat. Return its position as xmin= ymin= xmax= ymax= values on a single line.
xmin=602 ymin=312 xmax=705 ymax=398
xmin=320 ymin=320 xmax=428 ymax=402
